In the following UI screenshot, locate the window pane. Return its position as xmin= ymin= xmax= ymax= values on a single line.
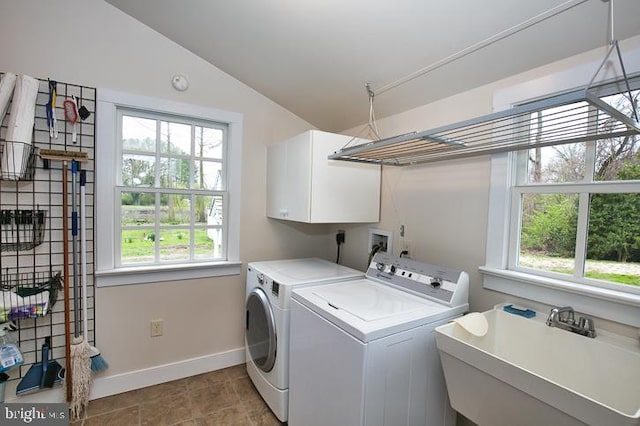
xmin=208 ymin=196 xmax=224 ymax=227
xmin=528 ymin=102 xmax=591 ymax=145
xmin=195 ymin=126 xmax=223 ymax=159
xmin=600 ymin=91 xmax=638 ymax=125
xmin=159 ymin=229 xmax=190 ymax=262
xmin=595 ymin=89 xmax=640 ymax=181
xmin=518 ymin=193 xmax=578 ymax=276
xmin=594 ymin=137 xmax=640 ymax=181
xmin=122 ymin=154 xmax=155 ymax=187
xmin=586 ymin=193 xmax=640 ymax=287
xmin=121 ymin=192 xmax=155 ymax=225
xmin=121 ymin=229 xmax=155 ymax=264
xmin=159 ymin=157 xmax=191 ymax=189
xmin=122 ymin=115 xmax=156 ymax=152
xmin=159 ymin=193 xmax=190 ymax=226
xmin=526 ymin=143 xmax=585 ymax=183
xmin=194 ymin=160 xmax=223 ymax=190
xmin=194 ymin=195 xmax=214 ymax=225
xmin=196 ymin=227 xmax=222 ymax=260
xmin=160 ymin=121 xmax=191 ymax=155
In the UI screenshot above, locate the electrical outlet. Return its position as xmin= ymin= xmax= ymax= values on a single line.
xmin=151 ymin=319 xmax=163 ymax=337
xmin=401 ymin=239 xmax=412 ymax=257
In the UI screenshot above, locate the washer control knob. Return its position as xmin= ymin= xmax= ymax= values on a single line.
xmin=389 ymin=265 xmax=397 ymax=275
xmin=430 ymin=278 xmax=442 ymax=288
xmin=376 ymin=262 xmax=385 ymax=271
xmin=257 ymin=273 xmax=264 ymax=285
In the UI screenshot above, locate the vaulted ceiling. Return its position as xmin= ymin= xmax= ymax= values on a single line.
xmin=105 ymin=0 xmax=640 ymax=132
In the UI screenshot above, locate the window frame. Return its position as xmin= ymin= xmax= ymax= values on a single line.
xmin=95 ymin=89 xmax=242 ymax=287
xmin=481 ymin=47 xmax=640 ymax=327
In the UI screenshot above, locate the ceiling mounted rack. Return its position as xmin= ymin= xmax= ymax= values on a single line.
xmin=329 ymin=83 xmax=640 ymax=166
xmin=330 ymin=1 xmax=640 ymax=166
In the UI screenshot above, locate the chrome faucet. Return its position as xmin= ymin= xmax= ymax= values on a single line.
xmin=546 ymin=306 xmax=596 ymax=338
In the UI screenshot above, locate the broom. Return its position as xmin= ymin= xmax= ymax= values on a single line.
xmin=39 ymin=150 xmax=88 ymax=404
xmin=80 ymin=169 xmax=108 ymax=371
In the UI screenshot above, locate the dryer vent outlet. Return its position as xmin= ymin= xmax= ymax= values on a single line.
xmin=368 ymin=228 xmax=392 ymax=255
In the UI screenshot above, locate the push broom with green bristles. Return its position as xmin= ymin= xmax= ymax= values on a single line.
xmin=79 ymin=169 xmax=108 ymax=372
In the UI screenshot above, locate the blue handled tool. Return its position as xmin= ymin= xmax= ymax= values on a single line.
xmin=45 ymin=80 xmax=58 ymax=138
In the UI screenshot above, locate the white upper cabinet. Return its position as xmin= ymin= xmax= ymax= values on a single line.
xmin=267 ymin=130 xmax=381 ymax=223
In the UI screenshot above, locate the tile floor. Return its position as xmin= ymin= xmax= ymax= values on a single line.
xmin=71 ymin=364 xmax=282 ymax=426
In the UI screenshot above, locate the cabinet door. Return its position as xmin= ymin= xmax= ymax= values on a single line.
xmin=284 ymin=133 xmax=312 ymax=222
xmin=266 ymin=142 xmax=288 ymax=219
xmin=309 ymin=131 xmax=381 ymax=223
xmin=266 ymin=130 xmax=380 ymax=223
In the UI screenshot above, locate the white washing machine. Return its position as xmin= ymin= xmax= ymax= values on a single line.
xmin=288 ymin=253 xmax=469 ymax=426
xmin=245 ymin=258 xmax=364 ymax=422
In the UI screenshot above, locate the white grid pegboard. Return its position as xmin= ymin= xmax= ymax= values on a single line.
xmin=0 ymin=73 xmax=95 ymax=389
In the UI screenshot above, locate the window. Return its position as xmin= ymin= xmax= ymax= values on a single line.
xmin=482 ymin=73 xmax=640 ymax=327
xmin=118 ymin=110 xmax=226 ymax=265
xmin=95 ymin=90 xmax=242 ymax=286
xmin=512 ymin=87 xmax=640 ymax=290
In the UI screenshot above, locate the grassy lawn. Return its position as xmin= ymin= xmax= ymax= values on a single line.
xmin=121 ymin=228 xmax=216 ymax=262
xmin=520 ymin=253 xmax=640 ymax=287
xmin=583 ymin=271 xmax=640 ymax=286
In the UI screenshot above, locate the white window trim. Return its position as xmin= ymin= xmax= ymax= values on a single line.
xmin=482 ymin=44 xmax=640 ymax=327
xmin=95 ymin=89 xmax=242 ymax=287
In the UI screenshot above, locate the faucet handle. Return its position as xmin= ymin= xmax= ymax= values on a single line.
xmin=579 ymin=316 xmax=595 ymax=330
xmin=578 ymin=316 xmax=597 ymax=337
xmin=558 ymin=308 xmax=575 ymax=324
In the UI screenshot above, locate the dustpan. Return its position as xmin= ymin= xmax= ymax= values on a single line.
xmin=16 ymin=337 xmax=63 ymax=395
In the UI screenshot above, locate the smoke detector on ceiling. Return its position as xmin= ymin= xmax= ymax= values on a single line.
xmin=171 ymin=74 xmax=189 ymax=92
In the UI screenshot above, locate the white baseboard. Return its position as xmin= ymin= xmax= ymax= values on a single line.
xmin=3 ymin=347 xmax=246 ymax=404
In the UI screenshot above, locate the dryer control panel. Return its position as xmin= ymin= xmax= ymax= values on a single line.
xmin=247 ymin=267 xmax=281 ymax=302
xmin=367 ymin=253 xmax=469 ymax=307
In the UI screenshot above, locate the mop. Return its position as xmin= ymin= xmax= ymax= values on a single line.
xmin=80 ymin=169 xmax=108 ymax=372
xmin=69 ymin=160 xmax=91 ymax=421
xmin=1 ymin=74 xmax=38 ymax=180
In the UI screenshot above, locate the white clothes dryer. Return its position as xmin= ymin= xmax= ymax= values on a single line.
xmin=245 ymin=258 xmax=363 ymax=422
xmin=288 ymin=253 xmax=469 ymax=426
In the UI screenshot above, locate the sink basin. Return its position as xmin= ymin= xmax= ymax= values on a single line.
xmin=435 ymin=307 xmax=640 ymax=426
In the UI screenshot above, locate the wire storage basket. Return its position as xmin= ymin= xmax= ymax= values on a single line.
xmin=0 ymin=208 xmax=46 ymax=252
xmin=0 ymin=270 xmax=62 ymax=323
xmin=0 ymin=141 xmax=37 ymax=181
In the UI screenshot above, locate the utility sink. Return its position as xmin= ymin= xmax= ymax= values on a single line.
xmin=435 ymin=307 xmax=640 ymax=426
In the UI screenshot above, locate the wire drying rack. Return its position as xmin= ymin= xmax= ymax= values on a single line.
xmin=329 ymin=86 xmax=640 ymax=165
xmin=330 ymin=0 xmax=640 ymax=166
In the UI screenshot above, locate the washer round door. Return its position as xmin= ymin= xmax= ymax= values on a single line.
xmin=245 ymin=287 xmax=277 ymax=372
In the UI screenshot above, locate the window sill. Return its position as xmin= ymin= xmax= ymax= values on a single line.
xmin=480 ymin=266 xmax=640 ymax=328
xmin=96 ymin=261 xmax=242 ymax=287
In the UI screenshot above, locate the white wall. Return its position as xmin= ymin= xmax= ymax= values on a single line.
xmin=0 ymin=0 xmax=328 ymax=400
xmin=335 ymin=35 xmax=640 ymax=340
